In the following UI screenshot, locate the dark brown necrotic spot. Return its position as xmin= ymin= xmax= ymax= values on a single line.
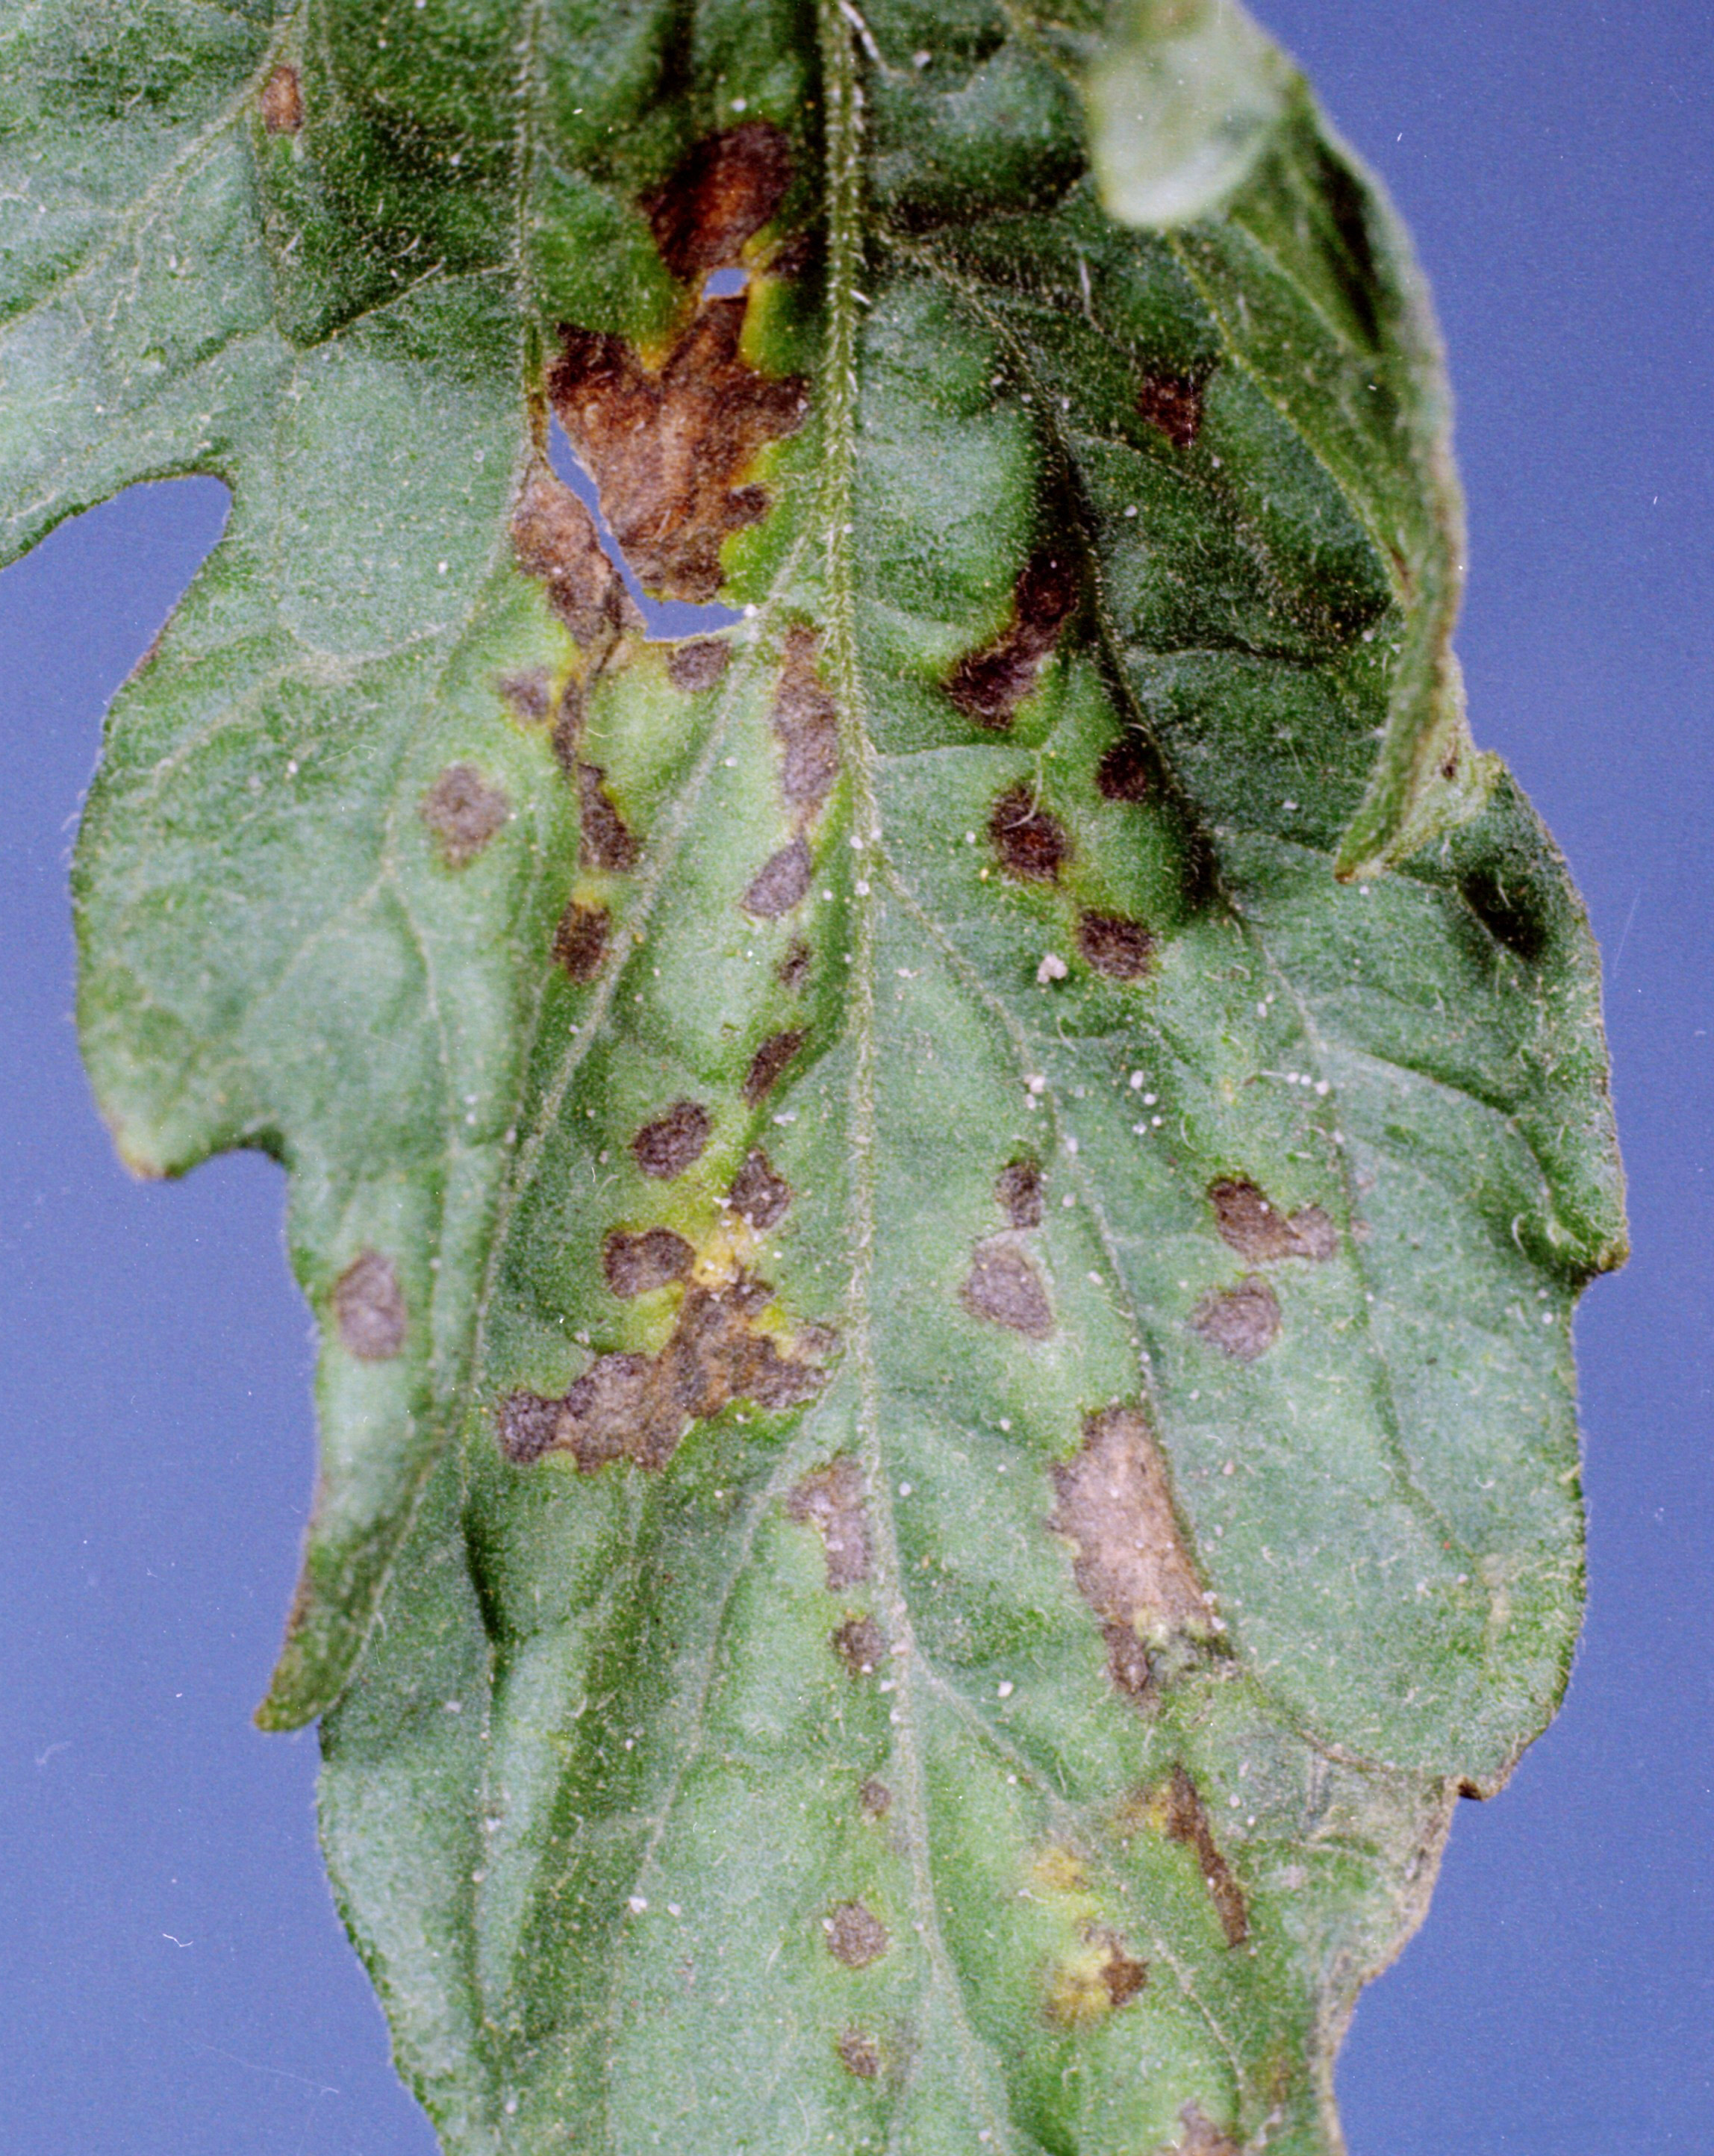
xmin=420 ymin=763 xmax=509 ymax=867
xmin=332 ymin=1250 xmax=406 ymax=1361
xmin=742 ymin=1028 xmax=805 ymax=1105
xmin=825 ymin=1899 xmax=888 ymax=1969
xmin=1136 ymin=373 xmax=1203 ymax=448
xmin=961 ymin=1239 xmax=1053 ymax=1339
xmin=1093 ymin=1930 xmax=1150 ymax=2007
xmin=1168 ymin=2103 xmax=1242 ymax=2156
xmin=988 ymin=782 xmax=1070 ymax=882
xmin=1209 ymin=1178 xmax=1338 ymax=1263
xmin=498 ymin=667 xmax=552 ymax=723
xmin=996 ymin=1158 xmax=1044 ymax=1230
xmin=771 ymin=627 xmax=841 ymax=814
xmin=632 ymin=1100 xmax=712 ymax=1180
xmin=1050 ymin=1406 xmax=1209 ymax=1698
xmin=777 ymin=937 xmax=812 ymax=994
xmin=832 ymin=1614 xmax=888 ymax=1678
xmin=947 ymin=552 xmax=1079 ymax=729
xmin=1190 ymin=1277 xmax=1281 ymax=1362
xmin=549 ymin=305 xmax=807 ymax=602
xmin=498 ymin=1389 xmax=562 ymax=1464
xmin=498 ymin=1273 xmax=832 ymax=1474
xmin=1159 ymin=1767 xmax=1249 ymax=1947
xmin=644 ymin=121 xmax=794 ymax=281
xmin=728 ymin=1147 xmax=791 ymax=1230
xmin=260 ymin=63 xmax=302 ymax=134
xmin=1096 ymin=735 xmax=1152 ymax=803
xmin=667 ymin=637 xmax=732 ymax=692
xmin=552 ymin=900 xmax=610 ymax=982
xmin=576 ymin=762 xmax=638 ymax=872
xmin=1078 ymin=911 xmax=1154 ymax=980
xmin=510 ymin=461 xmax=640 ymax=646
xmin=836 ymin=2029 xmax=882 ymax=2081
xmin=786 ymin=1456 xmax=871 ymax=1589
xmin=859 ymin=1777 xmax=893 ymax=1820
xmin=602 ymin=1227 xmax=694 ymax=1298
xmin=742 ymin=836 xmax=812 ymax=918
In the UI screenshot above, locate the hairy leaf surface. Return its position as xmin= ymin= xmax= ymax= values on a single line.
xmin=1 ymin=1 xmax=1624 ymax=2149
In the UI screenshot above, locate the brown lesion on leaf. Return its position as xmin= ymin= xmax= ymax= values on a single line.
xmin=643 ymin=121 xmax=794 ymax=283
xmin=770 ymin=627 xmax=841 ymax=817
xmin=1096 ymin=734 xmax=1152 ymax=803
xmin=602 ymin=1227 xmax=694 ymax=1299
xmin=742 ymin=1028 xmax=805 ymax=1106
xmin=1209 ymin=1178 xmax=1338 ymax=1263
xmin=824 ymin=1899 xmax=889 ymax=1969
xmin=1050 ymin=1406 xmax=1211 ymax=1702
xmin=1156 ymin=1766 xmax=1249 ymax=1947
xmin=496 ymin=1273 xmax=832 ymax=1473
xmin=1153 ymin=2104 xmax=1241 ymax=2156
xmin=741 ymin=835 xmax=813 ymax=919
xmin=632 ymin=1100 xmax=712 ymax=1180
xmin=667 ymin=637 xmax=732 ymax=693
xmin=1136 ymin=372 xmax=1204 ymax=448
xmin=777 ymin=936 xmax=813 ymax=995
xmin=988 ymin=782 xmax=1071 ymax=882
xmin=498 ymin=667 xmax=552 ymax=723
xmin=548 ymin=302 xmax=808 ymax=602
xmin=859 ymin=1777 xmax=893 ymax=1820
xmin=331 ymin=1250 xmax=406 ymax=1362
xmin=786 ymin=1456 xmax=871 ymax=1589
xmin=420 ymin=763 xmax=509 ymax=867
xmin=260 ymin=63 xmax=303 ymax=135
xmin=510 ymin=461 xmax=642 ymax=648
xmin=996 ymin=1158 xmax=1044 ymax=1230
xmin=832 ymin=1614 xmax=888 ymax=1678
xmin=1077 ymin=910 xmax=1155 ymax=980
xmin=1191 ymin=1277 xmax=1282 ymax=1362
xmin=1047 ymin=1926 xmax=1150 ymax=2028
xmin=575 ymin=761 xmax=638 ymax=872
xmin=947 ymin=552 xmax=1079 ymax=729
xmin=727 ymin=1147 xmax=792 ymax=1230
xmin=961 ymin=1239 xmax=1053 ymax=1339
xmin=836 ymin=2029 xmax=882 ymax=2081
xmin=552 ymin=899 xmax=610 ymax=982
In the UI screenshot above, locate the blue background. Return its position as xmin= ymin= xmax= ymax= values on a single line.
xmin=1 ymin=4 xmax=1709 ymax=2148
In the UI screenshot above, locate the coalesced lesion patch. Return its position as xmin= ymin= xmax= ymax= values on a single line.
xmin=947 ymin=552 xmax=1080 ymax=729
xmin=510 ymin=461 xmax=641 ymax=649
xmin=643 ymin=121 xmax=794 ymax=284
xmin=497 ymin=1275 xmax=832 ymax=1473
xmin=1209 ymin=1178 xmax=1338 ymax=1263
xmin=549 ymin=303 xmax=807 ymax=602
xmin=1050 ymin=1406 xmax=1211 ymax=1701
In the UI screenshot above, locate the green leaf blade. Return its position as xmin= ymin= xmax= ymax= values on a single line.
xmin=6 ymin=0 xmax=1624 ymax=2148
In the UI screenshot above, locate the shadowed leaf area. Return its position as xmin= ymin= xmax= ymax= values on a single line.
xmin=1 ymin=0 xmax=1624 ymax=2149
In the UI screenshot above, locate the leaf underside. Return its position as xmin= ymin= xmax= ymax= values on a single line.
xmin=1 ymin=1 xmax=1624 ymax=2151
